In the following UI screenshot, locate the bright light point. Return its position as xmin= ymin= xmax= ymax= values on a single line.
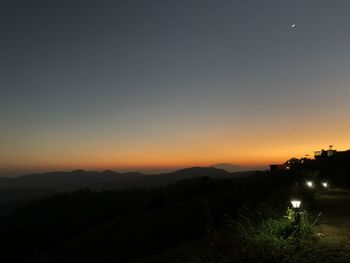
xmin=306 ymin=181 xmax=313 ymax=188
xmin=291 ymin=24 xmax=296 ymax=28
xmin=291 ymin=200 xmax=301 ymax=208
xmin=322 ymin=182 xmax=328 ymax=188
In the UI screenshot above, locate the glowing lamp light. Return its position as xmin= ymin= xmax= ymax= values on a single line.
xmin=291 ymin=200 xmax=301 ymax=209
xmin=306 ymin=181 xmax=313 ymax=188
xmin=322 ymin=182 xmax=328 ymax=188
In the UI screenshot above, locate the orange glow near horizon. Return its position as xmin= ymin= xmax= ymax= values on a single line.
xmin=2 ymin=136 xmax=349 ymax=176
xmin=2 ymin=91 xmax=350 ymax=176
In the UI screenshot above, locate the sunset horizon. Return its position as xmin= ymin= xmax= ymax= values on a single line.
xmin=2 ymin=144 xmax=350 ymax=176
xmin=2 ymin=1 xmax=350 ymax=262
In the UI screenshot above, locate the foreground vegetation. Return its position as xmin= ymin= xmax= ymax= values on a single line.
xmin=139 ymin=189 xmax=349 ymax=263
xmin=1 ymin=153 xmax=350 ymax=262
xmin=194 ymin=205 xmax=343 ymax=263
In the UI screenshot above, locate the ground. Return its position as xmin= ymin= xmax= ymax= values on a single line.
xmin=315 ymin=189 xmax=350 ymax=258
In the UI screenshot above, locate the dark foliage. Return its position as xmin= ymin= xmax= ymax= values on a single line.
xmin=1 ymin=152 xmax=349 ymax=262
xmin=0 ymin=172 xmax=291 ymax=262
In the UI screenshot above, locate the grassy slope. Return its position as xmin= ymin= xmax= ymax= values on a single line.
xmin=132 ymin=188 xmax=350 ymax=263
xmin=31 ymin=173 xmax=288 ymax=263
xmin=3 ymin=172 xmax=349 ymax=263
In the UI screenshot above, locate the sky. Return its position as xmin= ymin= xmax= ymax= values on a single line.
xmin=1 ymin=0 xmax=350 ymax=176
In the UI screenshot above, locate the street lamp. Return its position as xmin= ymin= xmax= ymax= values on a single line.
xmin=290 ymin=200 xmax=302 ymax=226
xmin=291 ymin=200 xmax=301 ymax=209
xmin=322 ymin=182 xmax=328 ymax=188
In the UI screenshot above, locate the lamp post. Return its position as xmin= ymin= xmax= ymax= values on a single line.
xmin=290 ymin=200 xmax=301 ymax=226
xmin=322 ymin=182 xmax=328 ymax=188
xmin=291 ymin=200 xmax=301 ymax=209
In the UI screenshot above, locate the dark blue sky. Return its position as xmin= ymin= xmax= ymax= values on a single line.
xmin=1 ymin=0 xmax=350 ymax=175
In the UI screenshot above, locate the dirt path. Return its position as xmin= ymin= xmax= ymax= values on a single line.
xmin=315 ymin=189 xmax=350 ymax=256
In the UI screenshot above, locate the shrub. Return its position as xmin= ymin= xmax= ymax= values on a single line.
xmin=211 ymin=208 xmax=321 ymax=263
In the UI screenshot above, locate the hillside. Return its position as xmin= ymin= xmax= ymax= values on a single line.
xmin=0 ymin=172 xmax=286 ymax=263
xmin=1 ymin=154 xmax=350 ymax=262
xmin=0 ymin=167 xmax=252 ymax=192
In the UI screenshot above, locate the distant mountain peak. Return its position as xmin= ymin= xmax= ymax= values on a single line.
xmin=211 ymin=163 xmax=243 ymax=172
xmin=172 ymin=166 xmax=229 ymax=175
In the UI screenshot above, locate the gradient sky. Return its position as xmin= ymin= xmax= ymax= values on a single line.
xmin=1 ymin=0 xmax=350 ymax=176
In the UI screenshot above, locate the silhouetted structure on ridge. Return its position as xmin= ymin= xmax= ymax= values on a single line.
xmin=314 ymin=145 xmax=337 ymax=159
xmin=270 ymin=145 xmax=350 ymax=173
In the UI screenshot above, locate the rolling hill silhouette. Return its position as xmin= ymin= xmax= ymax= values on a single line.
xmin=0 ymin=167 xmax=254 ymax=216
xmin=0 ymin=167 xmax=253 ymax=192
xmin=0 ymin=171 xmax=278 ymax=263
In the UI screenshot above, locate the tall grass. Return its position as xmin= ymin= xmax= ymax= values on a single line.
xmin=195 ymin=206 xmax=326 ymax=263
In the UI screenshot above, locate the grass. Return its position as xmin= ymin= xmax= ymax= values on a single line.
xmin=134 ymin=186 xmax=350 ymax=263
xmin=227 ymin=209 xmax=318 ymax=262
xmin=192 ymin=204 xmax=349 ymax=263
xmin=130 ymin=188 xmax=350 ymax=263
